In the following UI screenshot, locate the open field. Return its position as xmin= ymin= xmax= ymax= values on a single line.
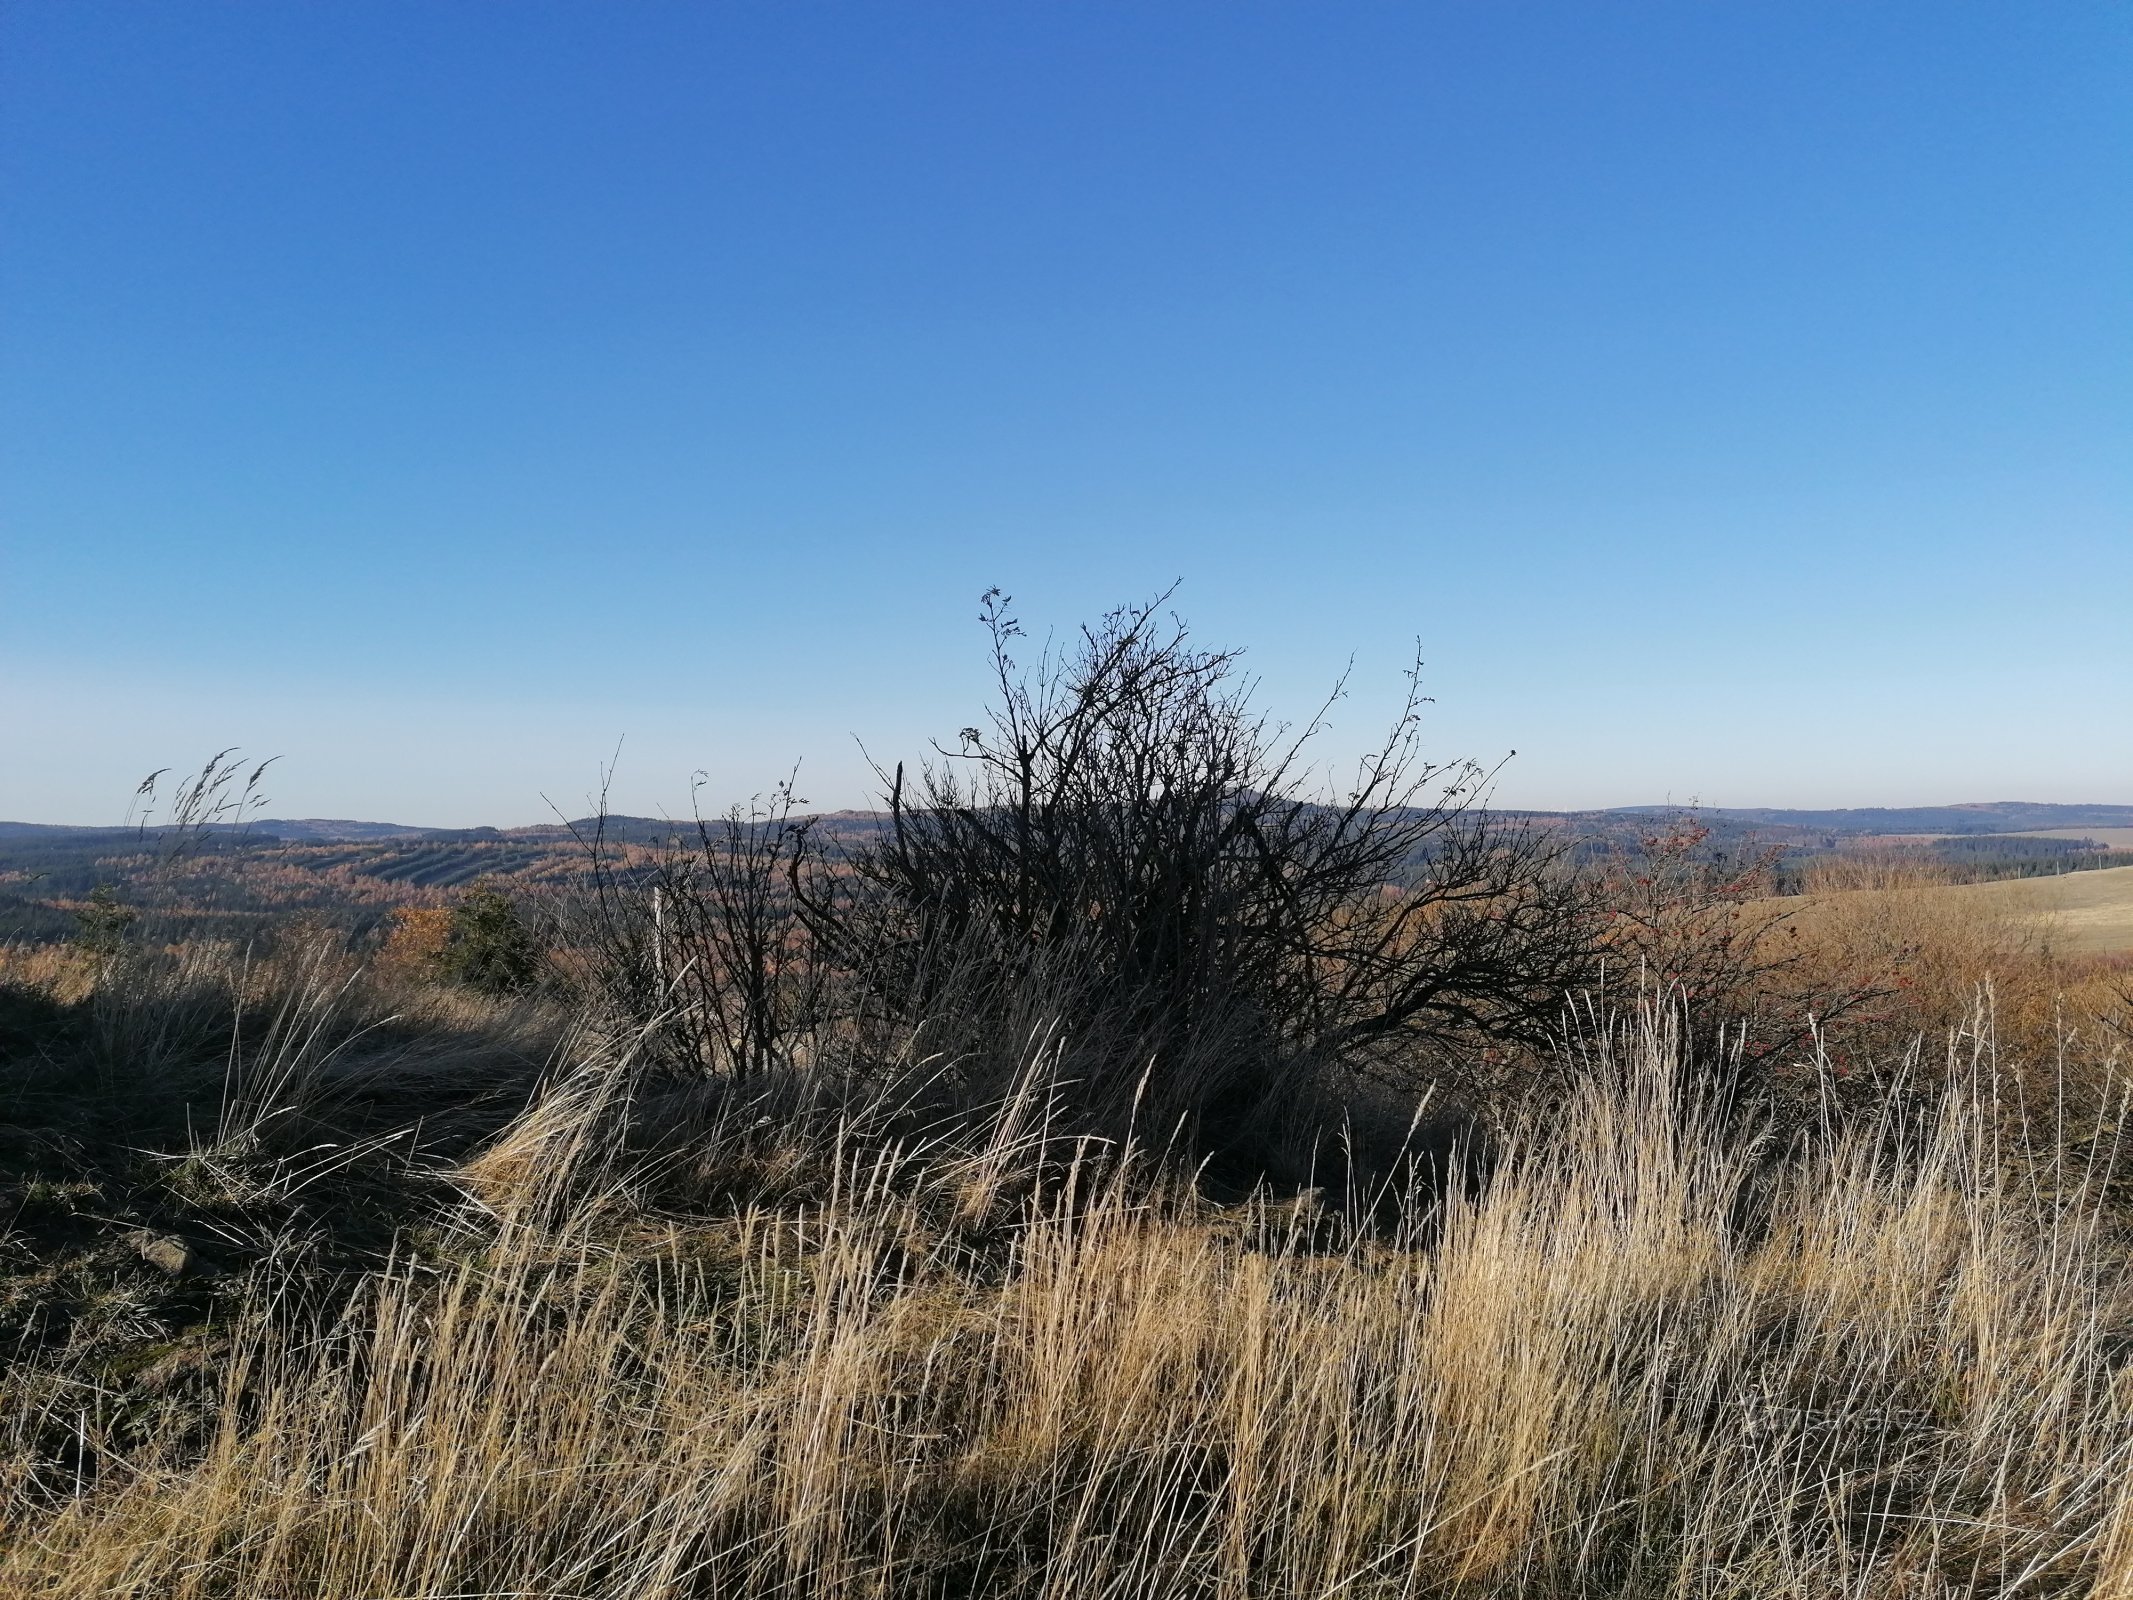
xmin=1782 ymin=865 xmax=2133 ymax=959
xmin=1937 ymin=863 xmax=2133 ymax=955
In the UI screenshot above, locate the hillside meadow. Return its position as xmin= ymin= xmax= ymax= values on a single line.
xmin=6 ymin=616 xmax=2133 ymax=1598
xmin=2 ymin=845 xmax=2131 ymax=1598
xmin=1936 ymin=864 xmax=2133 ymax=957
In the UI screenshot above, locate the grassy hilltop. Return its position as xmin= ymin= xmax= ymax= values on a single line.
xmin=5 ymin=606 xmax=2133 ymax=1599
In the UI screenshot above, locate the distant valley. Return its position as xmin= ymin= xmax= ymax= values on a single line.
xmin=5 ymin=801 xmax=2131 ymax=947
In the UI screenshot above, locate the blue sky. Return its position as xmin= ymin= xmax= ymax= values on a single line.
xmin=3 ymin=2 xmax=2127 ymax=826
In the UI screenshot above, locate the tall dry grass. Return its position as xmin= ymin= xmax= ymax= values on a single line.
xmin=7 ymin=996 xmax=2131 ymax=1599
xmin=1778 ymin=862 xmax=2132 ymax=1103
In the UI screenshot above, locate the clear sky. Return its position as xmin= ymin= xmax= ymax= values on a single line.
xmin=3 ymin=2 xmax=2128 ymax=827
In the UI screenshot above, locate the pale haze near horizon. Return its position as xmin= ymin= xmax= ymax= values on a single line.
xmin=3 ymin=4 xmax=2128 ymax=829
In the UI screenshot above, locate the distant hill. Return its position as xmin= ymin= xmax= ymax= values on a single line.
xmin=248 ymin=819 xmax=461 ymax=843
xmin=7 ymin=802 xmax=2130 ymax=847
xmin=0 ymin=822 xmax=145 ymax=842
xmin=1599 ymin=803 xmax=2133 ymax=836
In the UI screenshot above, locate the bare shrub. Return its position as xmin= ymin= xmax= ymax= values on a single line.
xmin=566 ymin=778 xmax=834 ymax=1083
xmin=560 ymin=591 xmax=1599 ymax=1169
xmin=795 ymin=589 xmax=1600 ymax=1137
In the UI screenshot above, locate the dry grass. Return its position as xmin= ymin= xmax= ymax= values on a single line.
xmin=1795 ymin=858 xmax=2133 ymax=962
xmin=1738 ymin=862 xmax=2129 ymax=1099
xmin=5 ymin=981 xmax=2133 ymax=1598
xmin=1952 ymin=867 xmax=2133 ymax=959
xmin=8 ymin=876 xmax=2133 ymax=1599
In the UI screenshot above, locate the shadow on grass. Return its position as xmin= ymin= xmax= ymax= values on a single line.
xmin=0 ymin=969 xmax=560 ymax=1373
